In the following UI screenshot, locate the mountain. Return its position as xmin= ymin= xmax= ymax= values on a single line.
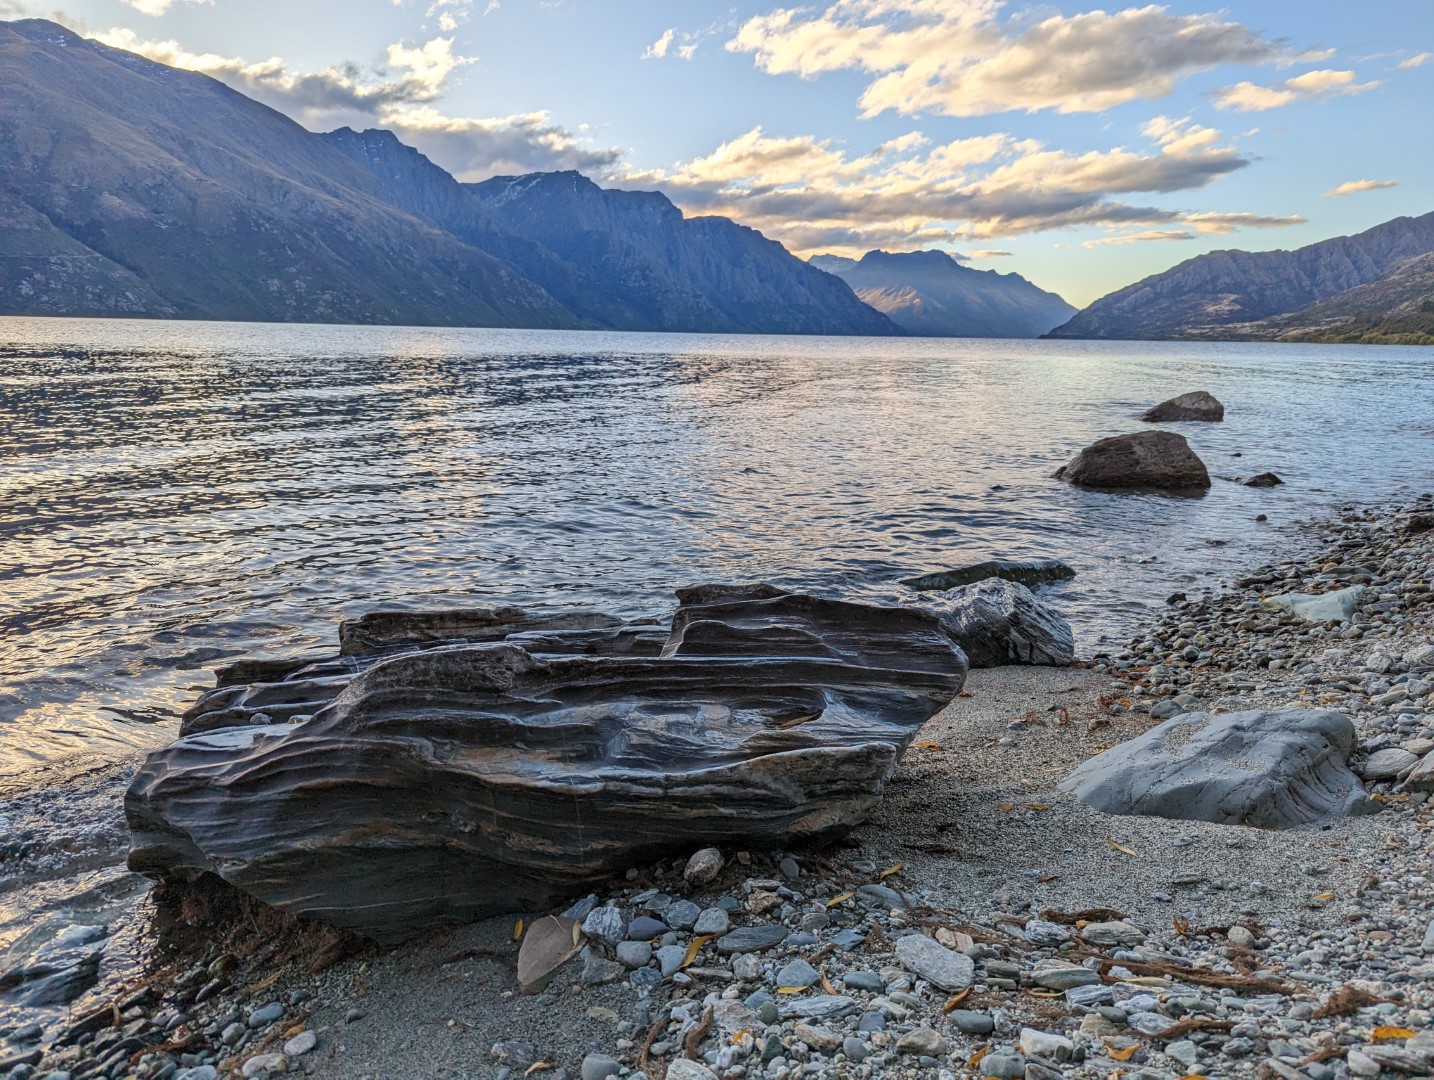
xmin=0 ymin=19 xmax=896 ymax=336
xmin=808 ymin=250 xmax=1075 ymax=338
xmin=1231 ymin=252 xmax=1434 ymax=345
xmin=1048 ymin=212 xmax=1434 ymax=340
xmin=0 ymin=19 xmax=574 ymax=328
xmin=467 ymin=172 xmax=899 ymax=336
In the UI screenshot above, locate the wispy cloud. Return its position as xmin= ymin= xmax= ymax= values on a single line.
xmin=120 ymin=0 xmax=211 ymax=15
xmin=628 ymin=115 xmax=1299 ymax=257
xmin=1324 ymin=178 xmax=1400 ymax=197
xmin=727 ymin=1 xmax=1287 ymax=118
xmin=1214 ymin=68 xmax=1379 ymax=111
xmin=643 ymin=25 xmax=699 ymax=61
xmin=1083 ymin=229 xmax=1196 ymax=247
xmin=1398 ymin=51 xmax=1431 ymax=69
xmin=95 ymin=28 xmax=621 ymax=180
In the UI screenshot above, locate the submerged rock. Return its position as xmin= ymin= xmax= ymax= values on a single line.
xmin=1139 ymin=390 xmax=1225 ymax=423
xmin=127 ymin=588 xmax=967 ymax=944
xmin=915 ymin=578 xmax=1074 ymax=668
xmin=1061 ymin=708 xmax=1379 ymax=829
xmin=1053 ymin=431 xmax=1211 ymax=491
xmin=900 ymin=559 xmax=1076 ymax=593
xmin=1243 ymin=472 xmax=1284 ymax=487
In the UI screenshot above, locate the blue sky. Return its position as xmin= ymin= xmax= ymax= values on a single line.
xmin=4 ymin=0 xmax=1430 ymax=305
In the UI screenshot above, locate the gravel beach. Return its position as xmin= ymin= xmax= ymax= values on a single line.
xmin=15 ymin=499 xmax=1434 ymax=1080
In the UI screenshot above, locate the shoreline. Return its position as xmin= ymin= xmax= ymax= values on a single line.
xmin=5 ymin=498 xmax=1433 ymax=1080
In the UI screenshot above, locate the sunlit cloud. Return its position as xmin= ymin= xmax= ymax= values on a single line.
xmin=1214 ymin=68 xmax=1380 ymax=111
xmin=728 ymin=1 xmax=1287 ymax=118
xmin=121 ymin=0 xmax=211 ymax=15
xmin=94 ymin=27 xmax=621 ymax=180
xmin=1083 ymin=229 xmax=1196 ymax=247
xmin=1324 ymin=178 xmax=1400 ymax=197
xmin=1398 ymin=51 xmax=1431 ymax=69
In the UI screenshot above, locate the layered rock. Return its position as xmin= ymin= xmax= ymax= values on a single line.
xmin=1053 ymin=431 xmax=1211 ymax=491
xmin=127 ymin=589 xmax=968 ymax=944
xmin=899 ymin=559 xmax=1075 ymax=593
xmin=1139 ymin=391 xmax=1224 ymax=423
xmin=1061 ymin=708 xmax=1379 ymax=829
xmin=916 ymin=579 xmax=1074 ymax=668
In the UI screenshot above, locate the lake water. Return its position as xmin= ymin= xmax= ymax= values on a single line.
xmin=2 ymin=318 xmax=1433 ymax=787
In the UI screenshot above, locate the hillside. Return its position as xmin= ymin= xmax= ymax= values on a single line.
xmin=1048 ymin=212 xmax=1434 ymax=340
xmin=0 ymin=19 xmax=896 ymax=336
xmin=809 ymin=250 xmax=1075 ymax=338
xmin=468 ymin=172 xmax=899 ymax=336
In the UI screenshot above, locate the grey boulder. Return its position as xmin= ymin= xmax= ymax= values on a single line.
xmin=900 ymin=559 xmax=1075 ymax=593
xmin=1060 ymin=708 xmax=1379 ymax=829
xmin=1261 ymin=586 xmax=1366 ymax=624
xmin=1053 ymin=431 xmax=1211 ymax=490
xmin=127 ymin=588 xmax=968 ymax=945
xmin=913 ymin=578 xmax=1074 ymax=668
xmin=1139 ymin=390 xmax=1224 ymax=423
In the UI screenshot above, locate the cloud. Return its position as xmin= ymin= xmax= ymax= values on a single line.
xmin=643 ymin=25 xmax=699 ymax=61
xmin=626 ymin=115 xmax=1296 ymax=258
xmin=727 ymin=1 xmax=1286 ymax=118
xmin=95 ymin=28 xmax=621 ymax=180
xmin=965 ymin=249 xmax=1013 ymax=258
xmin=1324 ymin=178 xmax=1400 ymax=197
xmin=1182 ymin=211 xmax=1306 ymax=233
xmin=121 ymin=0 xmax=210 ymax=14
xmin=1083 ymin=229 xmax=1196 ymax=247
xmin=1398 ymin=51 xmax=1431 ymax=69
xmin=1214 ymin=68 xmax=1379 ymax=111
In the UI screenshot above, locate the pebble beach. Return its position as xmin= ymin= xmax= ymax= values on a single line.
xmin=10 ymin=496 xmax=1433 ymax=1080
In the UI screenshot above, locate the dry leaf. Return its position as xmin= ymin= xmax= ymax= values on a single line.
xmin=513 ymin=919 xmax=525 ymax=942
xmin=1020 ymin=778 xmax=1034 ymax=790
xmin=1173 ymin=916 xmax=1192 ymax=936
xmin=1104 ymin=1042 xmax=1139 ymax=1062
xmin=941 ymin=988 xmax=971 ymax=1013
xmin=775 ymin=987 xmax=807 ymax=995
xmin=827 ymin=892 xmax=854 ymax=908
xmin=1023 ymin=804 xmax=1053 ymax=812
xmin=1373 ymin=1026 xmax=1415 ymax=1041
xmin=1312 ymin=892 xmax=1335 ymax=902
xmin=880 ymin=862 xmax=905 ymax=880
xmin=1107 ymin=838 xmax=1139 ymax=857
xmin=957 ymin=690 xmax=974 ymax=698
xmin=821 ymin=972 xmax=837 ymax=995
xmin=681 ymin=935 xmax=714 ymax=970
xmin=915 ymin=741 xmax=943 ymax=752
xmin=1038 ymin=875 xmax=1061 ymax=884
xmin=967 ymin=1044 xmax=991 ymax=1069
xmin=1028 ymin=988 xmax=1063 ymax=998
xmin=1055 ymin=706 xmax=1072 ymax=726
xmin=524 ymin=1065 xmax=554 ymax=1077
xmin=999 ymin=802 xmax=1016 ymax=812
xmin=1075 ymin=919 xmax=1092 ymax=930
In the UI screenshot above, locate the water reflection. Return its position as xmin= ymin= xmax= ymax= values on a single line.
xmin=1 ymin=317 xmax=1432 ymax=782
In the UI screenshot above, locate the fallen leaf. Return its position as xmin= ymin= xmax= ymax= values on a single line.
xmin=513 ymin=919 xmax=525 ymax=942
xmin=958 ymin=690 xmax=974 ymax=698
xmin=827 ymin=892 xmax=854 ymax=908
xmin=1104 ymin=1042 xmax=1140 ymax=1062
xmin=1023 ymin=804 xmax=1053 ymax=812
xmin=1373 ymin=1026 xmax=1415 ymax=1041
xmin=968 ymin=1044 xmax=991 ymax=1069
xmin=681 ymin=935 xmax=714 ymax=970
xmin=1038 ymin=875 xmax=1061 ymax=885
xmin=1020 ymin=778 xmax=1034 ymax=790
xmin=880 ymin=862 xmax=905 ymax=880
xmin=941 ymin=988 xmax=971 ymax=1013
xmin=524 ymin=1065 xmax=554 ymax=1077
xmin=915 ymin=741 xmax=943 ymax=752
xmin=999 ymin=802 xmax=1016 ymax=812
xmin=1107 ymin=838 xmax=1139 ymax=857
xmin=821 ymin=972 xmax=837 ymax=995
xmin=1173 ymin=916 xmax=1192 ymax=936
xmin=1312 ymin=892 xmax=1335 ymax=902
xmin=776 ymin=987 xmax=807 ymax=995
xmin=1028 ymin=988 xmax=1064 ymax=998
xmin=1055 ymin=706 xmax=1072 ymax=726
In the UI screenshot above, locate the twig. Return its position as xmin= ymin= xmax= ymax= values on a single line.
xmin=684 ymin=1008 xmax=713 ymax=1059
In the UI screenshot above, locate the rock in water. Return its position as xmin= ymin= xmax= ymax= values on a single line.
xmin=1139 ymin=390 xmax=1225 ymax=423
xmin=1060 ymin=708 xmax=1379 ymax=829
xmin=917 ymin=579 xmax=1074 ymax=668
xmin=899 ymin=559 xmax=1075 ymax=593
xmin=1053 ymin=431 xmax=1211 ymax=491
xmin=127 ymin=588 xmax=967 ymax=945
xmin=1242 ymin=472 xmax=1283 ymax=487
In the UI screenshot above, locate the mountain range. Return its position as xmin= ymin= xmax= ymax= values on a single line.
xmin=0 ymin=19 xmax=896 ymax=336
xmin=1048 ymin=212 xmax=1434 ymax=342
xmin=809 ymin=250 xmax=1076 ymax=338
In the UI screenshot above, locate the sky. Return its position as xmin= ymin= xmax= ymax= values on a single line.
xmin=2 ymin=0 xmax=1430 ymax=306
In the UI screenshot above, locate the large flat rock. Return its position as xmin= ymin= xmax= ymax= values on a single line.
xmin=1060 ymin=708 xmax=1379 ymax=829
xmin=127 ymin=589 xmax=967 ymax=944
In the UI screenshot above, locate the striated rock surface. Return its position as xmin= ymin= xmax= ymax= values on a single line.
xmin=1061 ymin=708 xmax=1379 ymax=829
xmin=1053 ymin=431 xmax=1210 ymax=491
xmin=914 ymin=579 xmax=1074 ymax=668
xmin=899 ymin=559 xmax=1075 ymax=593
xmin=127 ymin=588 xmax=967 ymax=944
xmin=1139 ymin=390 xmax=1224 ymax=423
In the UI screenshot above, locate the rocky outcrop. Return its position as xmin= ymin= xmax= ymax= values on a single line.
xmin=906 ymin=579 xmax=1074 ymax=668
xmin=1047 ymin=211 xmax=1434 ymax=340
xmin=126 ymin=589 xmax=968 ymax=944
xmin=1053 ymin=431 xmax=1210 ymax=490
xmin=900 ymin=559 xmax=1075 ymax=593
xmin=1139 ymin=391 xmax=1224 ymax=423
xmin=1061 ymin=708 xmax=1379 ymax=828
xmin=808 ymin=249 xmax=1075 ymax=338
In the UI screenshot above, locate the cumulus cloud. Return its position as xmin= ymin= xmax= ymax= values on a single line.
xmin=1214 ymin=68 xmax=1379 ymax=111
xmin=1398 ymin=51 xmax=1431 ymax=69
xmin=95 ymin=28 xmax=620 ymax=180
xmin=626 ymin=115 xmax=1297 ymax=257
xmin=727 ymin=1 xmax=1285 ymax=118
xmin=643 ymin=25 xmax=699 ymax=60
xmin=1324 ymin=178 xmax=1400 ymax=197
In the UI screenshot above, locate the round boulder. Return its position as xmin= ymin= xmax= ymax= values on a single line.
xmin=1140 ymin=390 xmax=1224 ymax=422
xmin=1053 ymin=431 xmax=1210 ymax=491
